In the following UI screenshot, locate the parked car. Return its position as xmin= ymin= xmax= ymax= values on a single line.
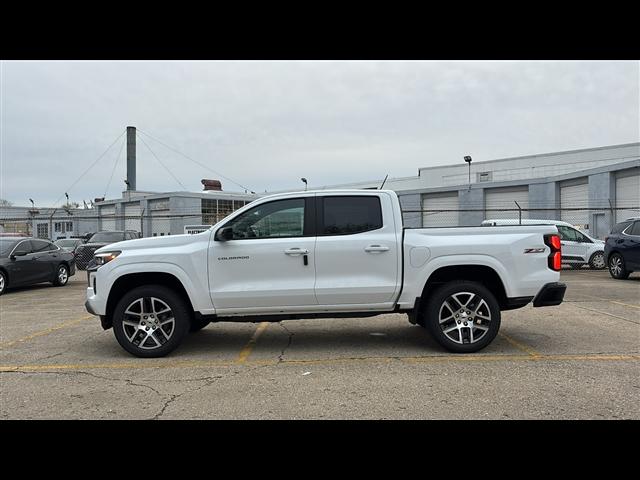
xmin=604 ymin=217 xmax=640 ymax=279
xmin=86 ymin=190 xmax=566 ymax=358
xmin=0 ymin=237 xmax=76 ymax=295
xmin=74 ymin=231 xmax=140 ymax=270
xmin=54 ymin=238 xmax=84 ymax=253
xmin=482 ymin=219 xmax=605 ymax=269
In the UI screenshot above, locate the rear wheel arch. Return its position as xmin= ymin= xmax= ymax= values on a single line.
xmin=418 ymin=265 xmax=509 ymax=315
xmin=104 ymin=272 xmax=195 ymax=329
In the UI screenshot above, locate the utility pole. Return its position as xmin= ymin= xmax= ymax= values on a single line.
xmin=126 ymin=126 xmax=136 ymax=191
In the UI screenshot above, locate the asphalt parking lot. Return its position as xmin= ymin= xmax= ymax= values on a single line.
xmin=1 ymin=268 xmax=638 ymax=419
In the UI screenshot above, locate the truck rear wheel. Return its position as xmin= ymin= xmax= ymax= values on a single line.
xmin=112 ymin=285 xmax=191 ymax=358
xmin=423 ymin=281 xmax=501 ymax=353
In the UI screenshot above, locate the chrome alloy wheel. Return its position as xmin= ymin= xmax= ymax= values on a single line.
xmin=122 ymin=297 xmax=175 ymax=350
xmin=609 ymin=255 xmax=623 ymax=277
xmin=58 ymin=266 xmax=68 ymax=284
xmin=0 ymin=274 xmax=5 ymax=293
xmin=591 ymin=252 xmax=605 ymax=269
xmin=438 ymin=292 xmax=491 ymax=344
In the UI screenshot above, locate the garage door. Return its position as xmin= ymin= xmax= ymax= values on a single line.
xmin=100 ymin=205 xmax=116 ymax=231
xmin=151 ymin=209 xmax=170 ymax=237
xmin=560 ymin=180 xmax=589 ymax=228
xmin=485 ymin=187 xmax=529 ymax=221
xmin=616 ymin=172 xmax=640 ymax=222
xmin=124 ymin=202 xmax=141 ymax=234
xmin=422 ymin=192 xmax=459 ymax=227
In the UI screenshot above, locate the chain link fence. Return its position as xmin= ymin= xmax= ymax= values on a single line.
xmin=3 ymin=206 xmax=638 ymax=241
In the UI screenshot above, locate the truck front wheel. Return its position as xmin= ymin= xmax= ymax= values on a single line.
xmin=112 ymin=285 xmax=191 ymax=358
xmin=423 ymin=281 xmax=501 ymax=353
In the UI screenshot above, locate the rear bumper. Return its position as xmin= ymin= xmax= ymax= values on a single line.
xmin=533 ymin=282 xmax=566 ymax=307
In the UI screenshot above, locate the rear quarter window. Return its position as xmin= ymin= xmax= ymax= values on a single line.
xmin=630 ymin=221 xmax=640 ymax=236
xmin=321 ymin=196 xmax=383 ymax=235
xmin=612 ymin=221 xmax=633 ymax=234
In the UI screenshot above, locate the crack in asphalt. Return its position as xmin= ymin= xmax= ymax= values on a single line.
xmin=1 ymin=369 xmax=163 ymax=397
xmin=277 ymin=322 xmax=294 ymax=363
xmin=151 ymin=368 xmax=250 ymax=420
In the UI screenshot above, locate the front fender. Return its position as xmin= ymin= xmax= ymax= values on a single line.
xmin=94 ymin=261 xmax=213 ymax=315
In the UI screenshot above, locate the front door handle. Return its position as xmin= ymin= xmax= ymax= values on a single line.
xmin=284 ymin=248 xmax=308 ymax=256
xmin=364 ymin=245 xmax=389 ymax=253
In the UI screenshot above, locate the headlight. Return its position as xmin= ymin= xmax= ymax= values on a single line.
xmin=94 ymin=251 xmax=121 ymax=266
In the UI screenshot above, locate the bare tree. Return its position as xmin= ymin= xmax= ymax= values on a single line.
xmin=0 ymin=198 xmax=13 ymax=206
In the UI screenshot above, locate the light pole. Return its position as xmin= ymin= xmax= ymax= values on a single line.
xmin=464 ymin=156 xmax=472 ymax=190
xmin=301 ymin=178 xmax=308 ymax=191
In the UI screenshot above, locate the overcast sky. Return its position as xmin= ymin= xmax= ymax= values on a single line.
xmin=1 ymin=60 xmax=638 ymax=207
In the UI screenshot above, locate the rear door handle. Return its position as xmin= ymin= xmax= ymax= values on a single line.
xmin=364 ymin=245 xmax=389 ymax=253
xmin=284 ymin=248 xmax=308 ymax=256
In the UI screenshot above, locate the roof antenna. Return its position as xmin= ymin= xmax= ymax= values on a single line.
xmin=379 ymin=174 xmax=389 ymax=189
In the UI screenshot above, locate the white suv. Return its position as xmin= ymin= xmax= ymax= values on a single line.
xmin=482 ymin=219 xmax=605 ymax=269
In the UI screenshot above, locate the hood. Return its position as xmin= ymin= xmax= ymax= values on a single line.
xmin=95 ymin=231 xmax=210 ymax=254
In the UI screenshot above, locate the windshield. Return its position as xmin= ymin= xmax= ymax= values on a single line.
xmin=88 ymin=232 xmax=125 ymax=243
xmin=0 ymin=239 xmax=21 ymax=257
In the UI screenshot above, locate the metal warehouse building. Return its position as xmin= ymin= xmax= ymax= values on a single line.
xmin=306 ymin=142 xmax=640 ymax=239
xmin=3 ymin=140 xmax=638 ymax=242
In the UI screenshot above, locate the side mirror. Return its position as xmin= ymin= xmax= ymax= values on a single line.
xmin=10 ymin=250 xmax=27 ymax=259
xmin=215 ymin=226 xmax=234 ymax=241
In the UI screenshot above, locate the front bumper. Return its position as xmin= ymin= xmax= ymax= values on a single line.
xmin=533 ymin=282 xmax=566 ymax=307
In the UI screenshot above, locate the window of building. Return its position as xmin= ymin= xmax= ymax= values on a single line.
xmin=36 ymin=223 xmax=49 ymax=239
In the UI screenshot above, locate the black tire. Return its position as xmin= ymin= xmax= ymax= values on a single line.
xmin=190 ymin=316 xmax=210 ymax=332
xmin=608 ymin=253 xmax=630 ymax=280
xmin=52 ymin=264 xmax=69 ymax=286
xmin=112 ymin=285 xmax=191 ymax=358
xmin=423 ymin=281 xmax=501 ymax=353
xmin=588 ymin=251 xmax=606 ymax=270
xmin=0 ymin=270 xmax=7 ymax=296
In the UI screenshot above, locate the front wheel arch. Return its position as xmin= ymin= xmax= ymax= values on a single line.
xmin=104 ymin=272 xmax=195 ymax=330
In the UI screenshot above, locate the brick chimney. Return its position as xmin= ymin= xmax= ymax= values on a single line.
xmin=201 ymin=179 xmax=222 ymax=191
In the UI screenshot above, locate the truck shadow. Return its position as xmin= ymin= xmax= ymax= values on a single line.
xmin=176 ymin=323 xmax=460 ymax=357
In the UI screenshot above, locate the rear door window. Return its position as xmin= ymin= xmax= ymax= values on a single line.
xmin=630 ymin=221 xmax=640 ymax=236
xmin=320 ymin=196 xmax=383 ymax=235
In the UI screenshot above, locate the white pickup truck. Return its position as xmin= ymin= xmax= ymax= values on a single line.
xmin=85 ymin=190 xmax=566 ymax=357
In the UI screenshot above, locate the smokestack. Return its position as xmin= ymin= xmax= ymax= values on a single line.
xmin=201 ymin=179 xmax=222 ymax=191
xmin=126 ymin=126 xmax=136 ymax=191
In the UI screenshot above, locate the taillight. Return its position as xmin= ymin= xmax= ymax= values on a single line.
xmin=544 ymin=234 xmax=562 ymax=271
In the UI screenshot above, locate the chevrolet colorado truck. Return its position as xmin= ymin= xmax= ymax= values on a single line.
xmin=85 ymin=190 xmax=566 ymax=357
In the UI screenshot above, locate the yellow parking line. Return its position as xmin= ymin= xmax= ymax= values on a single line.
xmin=609 ymin=301 xmax=640 ymax=310
xmin=237 ymin=322 xmax=270 ymax=363
xmin=1 ymin=353 xmax=637 ymax=373
xmin=568 ymin=291 xmax=640 ymax=310
xmin=498 ymin=332 xmax=542 ymax=357
xmin=0 ymin=315 xmax=94 ymax=349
